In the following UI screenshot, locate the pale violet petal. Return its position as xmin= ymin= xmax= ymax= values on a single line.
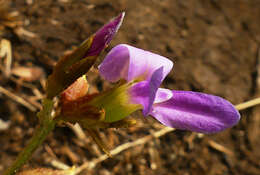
xmin=99 ymin=44 xmax=173 ymax=82
xmin=98 ymin=45 xmax=129 ymax=82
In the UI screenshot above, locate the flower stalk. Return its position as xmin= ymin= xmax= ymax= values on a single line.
xmin=3 ymin=99 xmax=56 ymax=175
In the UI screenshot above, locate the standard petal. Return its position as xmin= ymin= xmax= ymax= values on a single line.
xmin=87 ymin=12 xmax=125 ymax=56
xmin=150 ymin=90 xmax=240 ymax=133
xmin=99 ymin=44 xmax=173 ymax=83
xmin=98 ymin=44 xmax=130 ymax=82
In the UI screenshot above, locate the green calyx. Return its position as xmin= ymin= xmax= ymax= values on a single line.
xmin=88 ymin=82 xmax=142 ymax=123
xmin=46 ymin=36 xmax=96 ymax=99
xmin=57 ymin=82 xmax=141 ymax=128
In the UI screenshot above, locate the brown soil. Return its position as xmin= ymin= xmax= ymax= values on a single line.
xmin=0 ymin=0 xmax=260 ymax=175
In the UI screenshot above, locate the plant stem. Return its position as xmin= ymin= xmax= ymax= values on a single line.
xmin=3 ymin=99 xmax=56 ymax=175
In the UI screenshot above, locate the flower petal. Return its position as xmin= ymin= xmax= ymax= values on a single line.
xmin=150 ymin=90 xmax=240 ymax=133
xmin=61 ymin=75 xmax=89 ymax=102
xmin=154 ymin=88 xmax=173 ymax=104
xmin=99 ymin=44 xmax=173 ymax=116
xmin=129 ymin=67 xmax=163 ymax=115
xmin=99 ymin=44 xmax=173 ymax=82
xmin=87 ymin=12 xmax=125 ymax=56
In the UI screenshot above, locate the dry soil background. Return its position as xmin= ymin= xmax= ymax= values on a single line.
xmin=0 ymin=0 xmax=260 ymax=175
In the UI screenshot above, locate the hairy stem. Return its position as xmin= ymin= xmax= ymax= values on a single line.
xmin=3 ymin=99 xmax=56 ymax=175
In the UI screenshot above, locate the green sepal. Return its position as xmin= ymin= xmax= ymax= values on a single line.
xmin=106 ymin=118 xmax=137 ymax=128
xmin=46 ymin=36 xmax=96 ymax=99
xmin=89 ymin=83 xmax=142 ymax=123
xmin=57 ymin=101 xmax=107 ymax=128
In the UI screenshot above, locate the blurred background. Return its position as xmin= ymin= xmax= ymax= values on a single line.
xmin=0 ymin=0 xmax=259 ymax=174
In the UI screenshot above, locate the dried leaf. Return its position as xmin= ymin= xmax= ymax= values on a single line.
xmin=0 ymin=39 xmax=12 ymax=77
xmin=12 ymin=66 xmax=44 ymax=81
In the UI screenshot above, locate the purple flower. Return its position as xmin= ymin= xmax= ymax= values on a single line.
xmin=86 ymin=12 xmax=125 ymax=56
xmin=99 ymin=44 xmax=240 ymax=133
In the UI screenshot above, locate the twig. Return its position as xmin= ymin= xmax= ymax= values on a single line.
xmin=50 ymin=160 xmax=71 ymax=171
xmin=67 ymin=123 xmax=87 ymax=141
xmin=208 ymin=140 xmax=234 ymax=156
xmin=14 ymin=27 xmax=37 ymax=38
xmin=0 ymin=86 xmax=37 ymax=111
xmin=235 ymin=97 xmax=260 ymax=111
xmin=44 ymin=144 xmax=58 ymax=160
xmin=45 ymin=157 xmax=71 ymax=170
xmin=74 ymin=127 xmax=174 ymax=174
